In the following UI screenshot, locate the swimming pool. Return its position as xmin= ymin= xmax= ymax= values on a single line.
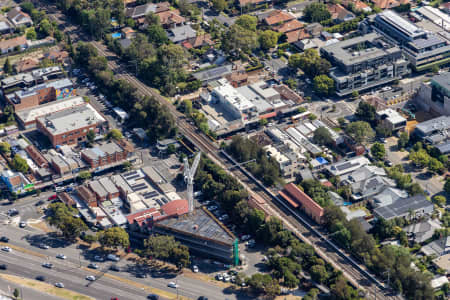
xmin=111 ymin=32 xmax=121 ymax=39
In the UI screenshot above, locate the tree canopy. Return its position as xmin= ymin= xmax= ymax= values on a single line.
xmin=11 ymin=155 xmax=29 ymax=173
xmin=313 ymin=75 xmax=334 ymax=96
xmin=346 ymin=121 xmax=375 ymax=144
xmin=235 ymin=15 xmax=258 ymax=31
xmin=371 ymin=142 xmax=386 ymax=160
xmin=47 ymin=202 xmax=87 ymax=241
xmin=259 ymin=30 xmax=278 ymax=50
xmin=313 ymin=127 xmax=334 ymax=146
xmin=288 ymin=49 xmax=331 ymax=78
xmin=303 ymin=3 xmax=331 ymax=22
xmin=98 ymin=227 xmax=130 ymax=249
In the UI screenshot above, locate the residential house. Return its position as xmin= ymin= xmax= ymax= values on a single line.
xmin=373 ymin=194 xmax=434 ymax=220
xmin=43 ymin=49 xmax=70 ymax=66
xmin=342 ymin=0 xmax=372 ymax=13
xmin=156 ymin=9 xmax=185 ymax=29
xmin=285 ymin=29 xmax=310 ymax=44
xmin=305 ymin=23 xmax=323 ymax=37
xmin=371 ymin=0 xmax=409 ymax=9
xmin=7 ymin=7 xmax=33 ymax=27
xmin=14 ymin=58 xmax=39 ymax=73
xmin=404 ymin=219 xmax=442 ymax=243
xmin=121 ymin=27 xmax=136 ymax=39
xmin=421 ymin=236 xmax=450 ymax=257
xmin=326 ymin=156 xmax=370 ymax=177
xmin=0 ymin=35 xmax=27 ymax=54
xmin=58 ymin=192 xmax=76 ymax=208
xmin=371 ymin=187 xmax=408 ymax=207
xmin=167 ymin=25 xmax=196 ymax=44
xmin=0 ymin=21 xmax=13 ymax=34
xmin=273 ymin=19 xmax=304 ymax=34
xmin=328 ymin=4 xmax=356 ymax=23
xmin=264 ymin=10 xmax=295 ymax=26
xmin=239 ymin=0 xmax=271 ymax=8
xmin=181 ymin=34 xmax=214 ymax=49
xmin=125 ymin=2 xmax=170 ymax=20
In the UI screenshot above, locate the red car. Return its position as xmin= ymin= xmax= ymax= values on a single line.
xmin=48 ymin=194 xmax=58 ymax=201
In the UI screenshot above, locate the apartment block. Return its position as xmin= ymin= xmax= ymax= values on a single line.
xmin=320 ymin=32 xmax=409 ymax=96
xmin=373 ymin=10 xmax=450 ymax=71
xmin=81 ymin=142 xmax=128 ymax=169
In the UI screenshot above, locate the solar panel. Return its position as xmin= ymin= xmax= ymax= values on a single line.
xmin=156 ymin=199 xmax=163 ymax=206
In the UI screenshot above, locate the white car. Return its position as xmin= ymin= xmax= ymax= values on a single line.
xmin=381 ymin=86 xmax=392 ymax=92
xmin=94 ymin=255 xmax=104 ymax=262
xmin=216 ymin=274 xmax=223 ymax=281
xmin=1 ymin=246 xmax=11 ymax=252
xmin=86 ymin=275 xmax=96 ymax=281
xmin=40 ymin=243 xmax=50 ymax=249
xmin=192 ymin=265 xmax=199 ymax=273
xmin=56 ymin=254 xmax=67 ymax=260
xmin=167 ymin=282 xmax=179 ymax=288
xmin=107 ymin=254 xmax=119 ymax=262
xmin=54 ymin=282 xmax=64 ymax=288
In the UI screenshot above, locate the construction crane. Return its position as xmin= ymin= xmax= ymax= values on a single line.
xmin=184 ymin=152 xmax=201 ymax=213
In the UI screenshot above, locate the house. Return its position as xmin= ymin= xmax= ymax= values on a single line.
xmin=326 ymin=156 xmax=370 ymax=177
xmin=43 ymin=49 xmax=70 ymax=65
xmin=376 ymin=108 xmax=407 ymax=132
xmin=371 ymin=187 xmax=408 ymax=207
xmin=181 ymin=34 xmax=214 ymax=49
xmin=305 ymin=23 xmax=323 ymax=37
xmin=58 ymin=192 xmax=76 ymax=208
xmin=7 ymin=7 xmax=33 ymax=27
xmin=279 ymin=183 xmax=324 ymax=223
xmin=0 ymin=21 xmax=13 ymax=34
xmin=156 ymin=9 xmax=185 ymax=28
xmin=125 ymin=2 xmax=170 ymax=19
xmin=328 ymin=4 xmax=356 ymax=23
xmin=403 ymin=219 xmax=442 ymax=243
xmin=0 ymin=35 xmax=27 ymax=54
xmin=373 ymin=194 xmax=434 ymax=220
xmin=421 ymin=236 xmax=450 ymax=257
xmin=14 ymin=58 xmax=39 ymax=73
xmin=285 ymin=29 xmax=310 ymax=44
xmin=371 ymin=0 xmax=409 ymax=9
xmin=273 ymin=19 xmax=304 ymax=34
xmin=167 ymin=25 xmax=196 ymax=44
xmin=264 ymin=10 xmax=295 ymax=26
xmin=121 ymin=27 xmax=136 ymax=39
xmin=342 ymin=0 xmax=372 ymax=13
xmin=293 ymin=38 xmax=317 ymax=51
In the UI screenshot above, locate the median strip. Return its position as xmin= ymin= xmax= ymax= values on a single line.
xmin=0 ymin=274 xmax=93 ymax=300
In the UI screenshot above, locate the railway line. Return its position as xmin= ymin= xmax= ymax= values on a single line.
xmin=90 ymin=42 xmax=402 ymax=300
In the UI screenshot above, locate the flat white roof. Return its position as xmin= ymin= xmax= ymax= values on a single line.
xmin=377 ymin=108 xmax=406 ymax=124
xmin=214 ymin=82 xmax=256 ymax=112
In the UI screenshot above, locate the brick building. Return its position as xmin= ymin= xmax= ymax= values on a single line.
xmin=81 ymin=142 xmax=129 ymax=169
xmin=77 ymin=185 xmax=97 ymax=207
xmin=36 ymin=104 xmax=106 ymax=147
xmin=6 ymin=78 xmax=74 ymax=111
xmin=279 ymin=183 xmax=324 ymax=224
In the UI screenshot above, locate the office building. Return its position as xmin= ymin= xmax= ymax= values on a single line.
xmin=321 ymin=32 xmax=409 ymax=96
xmin=373 ymin=10 xmax=450 ymax=71
xmin=81 ymin=142 xmax=129 ymax=169
xmin=36 ymin=104 xmax=106 ymax=147
xmin=212 ymin=80 xmax=257 ymax=120
xmin=416 ymin=72 xmax=450 ymax=116
xmin=376 ymin=108 xmax=407 ymax=132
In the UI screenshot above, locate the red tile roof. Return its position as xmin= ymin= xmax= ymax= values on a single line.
xmin=156 ymin=9 xmax=185 ymax=26
xmin=161 ymin=199 xmax=189 ymax=217
xmin=371 ymin=0 xmax=409 ymax=9
xmin=264 ymin=10 xmax=295 ymax=26
xmin=285 ymin=28 xmax=310 ymax=43
xmin=273 ymin=19 xmax=304 ymax=33
xmin=279 ymin=190 xmax=299 ymax=208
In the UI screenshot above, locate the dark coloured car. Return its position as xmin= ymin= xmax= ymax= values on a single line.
xmin=0 ymin=236 xmax=9 ymax=243
xmin=110 ymin=265 xmax=120 ymax=272
xmin=0 ymin=264 xmax=7 ymax=270
xmin=198 ymin=297 xmax=208 ymax=300
xmin=36 ymin=275 xmax=46 ymax=281
xmin=147 ymin=295 xmax=159 ymax=300
xmin=35 ymin=200 xmax=45 ymax=206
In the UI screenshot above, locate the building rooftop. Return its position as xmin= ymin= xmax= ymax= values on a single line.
xmin=155 ymin=208 xmax=235 ymax=245
xmin=99 ymin=177 xmax=119 ymax=195
xmin=415 ymin=116 xmax=450 ymax=136
xmin=376 ymin=10 xmax=424 ymax=39
xmin=213 ymin=81 xmax=256 ymax=113
xmin=376 ymin=108 xmax=407 ymax=124
xmin=431 ymin=72 xmax=450 ymax=93
xmin=168 ymin=25 xmax=196 ymax=43
xmin=326 ymin=156 xmax=370 ymax=176
xmin=321 ymin=32 xmax=400 ymax=66
xmin=89 ymin=180 xmax=108 ymax=198
xmin=193 ymin=65 xmax=233 ymax=82
xmin=37 ymin=103 xmax=105 ymax=135
xmin=374 ymin=195 xmax=433 ymax=220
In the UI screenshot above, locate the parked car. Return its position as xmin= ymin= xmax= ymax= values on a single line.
xmin=0 ymin=236 xmax=9 ymax=243
xmin=1 ymin=246 xmax=12 ymax=252
xmin=39 ymin=243 xmax=50 ymax=249
xmin=148 ymin=294 xmax=160 ymax=300
xmin=86 ymin=275 xmax=96 ymax=281
xmin=208 ymin=205 xmax=218 ymax=211
xmin=35 ymin=200 xmax=45 ymax=206
xmin=7 ymin=209 xmax=18 ymax=216
xmin=56 ymin=254 xmax=67 ymax=259
xmin=94 ymin=255 xmax=104 ymax=262
xmin=198 ymin=297 xmax=208 ymax=300
xmin=19 ymin=222 xmax=27 ymax=228
xmin=36 ymin=275 xmax=45 ymax=281
xmin=240 ymin=235 xmax=251 ymax=241
xmin=54 ymin=282 xmax=64 ymax=288
xmin=192 ymin=265 xmax=199 ymax=273
xmin=48 ymin=195 xmax=58 ymax=201
xmin=0 ymin=264 xmax=7 ymax=270
xmin=110 ymin=265 xmax=120 ymax=272
xmin=168 ymin=282 xmax=179 ymax=288
xmin=216 ymin=274 xmax=223 ymax=281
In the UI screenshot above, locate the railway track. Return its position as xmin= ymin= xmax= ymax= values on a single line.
xmin=90 ymin=42 xmax=402 ymax=300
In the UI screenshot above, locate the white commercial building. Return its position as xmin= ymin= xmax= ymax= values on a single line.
xmin=212 ymin=79 xmax=256 ymax=120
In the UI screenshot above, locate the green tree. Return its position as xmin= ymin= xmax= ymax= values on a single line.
xmin=146 ymin=24 xmax=168 ymax=45
xmin=77 ymin=171 xmax=92 ymax=181
xmin=346 ymin=121 xmax=375 ymax=144
xmin=313 ymin=74 xmax=334 ymax=96
xmin=409 ymin=149 xmax=430 ymax=168
xmin=371 ymin=142 xmax=386 ymax=160
xmin=431 ymin=65 xmax=439 ymax=74
xmin=47 ymin=202 xmax=87 ymax=240
xmin=222 ymin=24 xmax=258 ymax=54
xmin=259 ymin=30 xmax=278 ymax=50
xmin=235 ymin=14 xmax=257 ymax=31
xmin=98 ymin=227 xmax=130 ymax=249
xmin=26 ymin=28 xmax=37 ymax=40
xmin=87 ymin=129 xmax=95 ymax=144
xmin=351 ymin=90 xmax=359 ymax=99
xmin=144 ymin=235 xmax=190 ymax=267
xmin=445 ymin=179 xmax=450 ymax=195
xmin=288 ymin=49 xmax=331 ymax=78
xmin=303 ymin=3 xmax=331 ymax=22
xmin=313 ymin=127 xmax=333 ymax=146
xmin=259 ymin=118 xmax=268 ymax=127
xmin=211 ymin=0 xmax=228 ymax=12
xmin=11 ymin=155 xmax=29 ymax=173
xmin=3 ymin=58 xmax=12 ymax=74
xmin=0 ymin=142 xmax=11 ymax=154
xmin=432 ymin=195 xmax=446 ymax=207
xmin=428 ymin=157 xmax=444 ymax=174
xmin=107 ymin=129 xmax=123 ymax=140
xmin=355 ymin=101 xmax=376 ymax=124
xmin=13 ymin=288 xmax=20 ymax=299
xmin=397 ymin=132 xmax=409 ymax=150
xmin=310 ymin=264 xmax=328 ymax=283
xmin=39 ymin=18 xmax=52 ymax=36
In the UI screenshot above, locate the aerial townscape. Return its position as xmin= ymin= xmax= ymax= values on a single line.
xmin=1 ymin=0 xmax=450 ymax=300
